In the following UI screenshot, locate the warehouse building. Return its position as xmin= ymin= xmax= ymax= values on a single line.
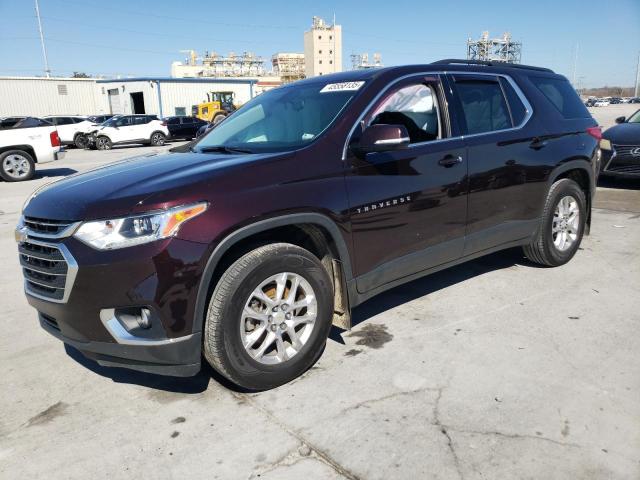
xmin=0 ymin=76 xmax=259 ymax=118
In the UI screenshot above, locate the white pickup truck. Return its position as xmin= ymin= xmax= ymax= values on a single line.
xmin=0 ymin=117 xmax=65 ymax=182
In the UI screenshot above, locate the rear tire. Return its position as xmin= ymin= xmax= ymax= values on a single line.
xmin=0 ymin=150 xmax=35 ymax=182
xmin=203 ymin=243 xmax=334 ymax=391
xmin=523 ymin=178 xmax=586 ymax=267
xmin=150 ymin=132 xmax=166 ymax=146
xmin=212 ymin=113 xmax=226 ymax=125
xmin=96 ymin=136 xmax=112 ymax=150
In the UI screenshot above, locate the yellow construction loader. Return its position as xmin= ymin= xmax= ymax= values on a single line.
xmin=192 ymin=91 xmax=237 ymax=124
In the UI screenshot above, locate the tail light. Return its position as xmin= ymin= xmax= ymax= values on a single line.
xmin=50 ymin=130 xmax=61 ymax=147
xmin=586 ymin=126 xmax=602 ymax=141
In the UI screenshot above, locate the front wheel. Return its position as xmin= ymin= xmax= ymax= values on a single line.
xmin=523 ymin=178 xmax=586 ymax=266
xmin=150 ymin=132 xmax=166 ymax=146
xmin=74 ymin=134 xmax=88 ymax=149
xmin=212 ymin=113 xmax=226 ymax=125
xmin=203 ymin=243 xmax=334 ymax=391
xmin=96 ymin=136 xmax=112 ymax=150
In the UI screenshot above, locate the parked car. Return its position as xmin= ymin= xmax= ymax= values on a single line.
xmin=1 ymin=116 xmax=31 ymax=129
xmin=44 ymin=116 xmax=95 ymax=148
xmin=584 ymin=98 xmax=597 ymax=107
xmin=87 ymin=114 xmax=113 ymax=124
xmin=630 ymin=97 xmax=640 ymax=104
xmin=86 ymin=114 xmax=170 ymax=150
xmin=600 ymin=108 xmax=640 ymax=177
xmin=196 ymin=120 xmax=216 ymax=138
xmin=16 ymin=60 xmax=600 ymax=390
xmin=594 ymin=99 xmax=610 ymax=107
xmin=1 ymin=117 xmax=64 ymax=181
xmin=164 ymin=116 xmax=208 ymax=140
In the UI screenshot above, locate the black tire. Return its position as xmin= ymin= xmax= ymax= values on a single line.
xmin=96 ymin=136 xmax=112 ymax=150
xmin=203 ymin=243 xmax=334 ymax=391
xmin=74 ymin=134 xmax=88 ymax=149
xmin=150 ymin=131 xmax=166 ymax=146
xmin=523 ymin=178 xmax=586 ymax=267
xmin=0 ymin=149 xmax=35 ymax=182
xmin=212 ymin=113 xmax=226 ymax=125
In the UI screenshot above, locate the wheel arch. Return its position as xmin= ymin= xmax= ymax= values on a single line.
xmin=548 ymin=160 xmax=594 ymax=234
xmin=0 ymin=145 xmax=37 ymax=162
xmin=193 ymin=213 xmax=353 ymax=335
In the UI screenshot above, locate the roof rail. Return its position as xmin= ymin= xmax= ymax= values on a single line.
xmin=431 ymin=59 xmax=553 ymax=73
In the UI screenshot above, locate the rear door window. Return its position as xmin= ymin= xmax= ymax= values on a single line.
xmin=530 ymin=76 xmax=590 ymax=119
xmin=453 ymin=78 xmax=511 ymax=135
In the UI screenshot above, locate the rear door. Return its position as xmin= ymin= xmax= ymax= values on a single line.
xmin=446 ymin=73 xmax=547 ymax=255
xmin=346 ymin=75 xmax=468 ymax=293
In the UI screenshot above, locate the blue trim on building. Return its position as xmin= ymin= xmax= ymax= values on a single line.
xmin=96 ymin=77 xmax=256 ymax=84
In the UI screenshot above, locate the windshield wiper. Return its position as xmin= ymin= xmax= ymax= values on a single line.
xmin=197 ymin=145 xmax=254 ymax=154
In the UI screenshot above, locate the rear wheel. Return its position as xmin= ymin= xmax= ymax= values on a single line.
xmin=0 ymin=150 xmax=35 ymax=182
xmin=150 ymin=132 xmax=166 ymax=146
xmin=523 ymin=178 xmax=586 ymax=266
xmin=96 ymin=136 xmax=112 ymax=150
xmin=203 ymin=243 xmax=334 ymax=391
xmin=212 ymin=113 xmax=226 ymax=125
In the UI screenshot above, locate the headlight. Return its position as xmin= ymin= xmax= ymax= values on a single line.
xmin=73 ymin=202 xmax=208 ymax=250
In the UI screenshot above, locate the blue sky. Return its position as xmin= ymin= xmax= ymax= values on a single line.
xmin=0 ymin=0 xmax=638 ymax=87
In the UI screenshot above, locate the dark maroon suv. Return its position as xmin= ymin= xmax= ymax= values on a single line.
xmin=16 ymin=60 xmax=601 ymax=390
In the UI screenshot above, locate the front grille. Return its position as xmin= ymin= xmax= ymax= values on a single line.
xmin=607 ymin=164 xmax=640 ymax=175
xmin=611 ymin=145 xmax=640 ymax=164
xmin=23 ymin=216 xmax=75 ymax=237
xmin=19 ymin=239 xmax=73 ymax=302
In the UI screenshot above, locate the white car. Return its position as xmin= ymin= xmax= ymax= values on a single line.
xmin=88 ymin=115 xmax=170 ymax=150
xmin=594 ymin=99 xmax=610 ymax=107
xmin=44 ymin=115 xmax=95 ymax=148
xmin=0 ymin=117 xmax=65 ymax=181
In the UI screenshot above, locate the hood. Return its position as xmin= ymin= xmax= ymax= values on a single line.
xmin=602 ymin=123 xmax=640 ymax=145
xmin=23 ymin=150 xmax=284 ymax=221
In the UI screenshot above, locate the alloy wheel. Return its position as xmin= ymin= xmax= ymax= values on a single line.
xmin=2 ymin=154 xmax=31 ymax=180
xmin=552 ymin=195 xmax=580 ymax=251
xmin=240 ymin=272 xmax=317 ymax=365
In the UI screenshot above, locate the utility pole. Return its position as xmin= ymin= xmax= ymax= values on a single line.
xmin=34 ymin=0 xmax=51 ymax=78
xmin=571 ymin=42 xmax=579 ymax=86
xmin=635 ymin=51 xmax=640 ymax=97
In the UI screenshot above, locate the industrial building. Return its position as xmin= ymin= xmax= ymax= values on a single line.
xmin=350 ymin=53 xmax=383 ymax=70
xmin=0 ymin=76 xmax=258 ymax=118
xmin=304 ymin=16 xmax=342 ymax=77
xmin=467 ymin=31 xmax=522 ymax=64
xmin=171 ymin=50 xmax=268 ymax=78
xmin=272 ymin=53 xmax=306 ymax=83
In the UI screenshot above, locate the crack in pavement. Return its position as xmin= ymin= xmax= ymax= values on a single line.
xmin=248 ymin=443 xmax=308 ymax=479
xmin=433 ymin=387 xmax=465 ymax=480
xmin=441 ymin=426 xmax=583 ymax=449
xmin=232 ymin=392 xmax=360 ymax=480
xmin=336 ymin=387 xmax=442 ymax=417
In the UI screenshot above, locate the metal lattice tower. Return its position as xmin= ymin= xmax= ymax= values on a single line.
xmin=467 ymin=31 xmax=522 ymax=64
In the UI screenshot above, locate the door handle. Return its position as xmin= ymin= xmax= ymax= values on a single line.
xmin=529 ymin=137 xmax=548 ymax=150
xmin=438 ymin=155 xmax=463 ymax=168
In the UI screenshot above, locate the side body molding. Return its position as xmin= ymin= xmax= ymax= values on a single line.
xmin=192 ymin=213 xmax=353 ymax=334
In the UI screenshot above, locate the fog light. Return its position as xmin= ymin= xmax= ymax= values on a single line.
xmin=138 ymin=308 xmax=152 ymax=329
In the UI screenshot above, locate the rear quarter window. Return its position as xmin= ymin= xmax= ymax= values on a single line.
xmin=499 ymin=78 xmax=528 ymax=126
xmin=530 ymin=76 xmax=590 ymax=119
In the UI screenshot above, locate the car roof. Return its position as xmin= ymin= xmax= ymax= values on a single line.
xmin=291 ymin=59 xmax=557 ymax=88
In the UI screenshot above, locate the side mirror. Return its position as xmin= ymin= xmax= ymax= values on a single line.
xmin=615 ymin=116 xmax=626 ymax=124
xmin=353 ymin=124 xmax=410 ymax=154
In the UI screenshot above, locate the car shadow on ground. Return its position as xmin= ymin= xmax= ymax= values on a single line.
xmin=64 ymin=247 xmax=532 ymax=393
xmin=598 ymin=176 xmax=640 ymax=190
xmin=329 ymin=247 xmax=533 ymax=343
xmin=34 ymin=168 xmax=78 ymax=179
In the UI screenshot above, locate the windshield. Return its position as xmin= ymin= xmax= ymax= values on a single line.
xmin=195 ymin=81 xmax=363 ymax=153
xmin=628 ymin=109 xmax=640 ymax=123
xmin=102 ymin=116 xmax=121 ymax=127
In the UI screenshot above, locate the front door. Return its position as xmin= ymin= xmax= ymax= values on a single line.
xmin=345 ymin=76 xmax=468 ymax=293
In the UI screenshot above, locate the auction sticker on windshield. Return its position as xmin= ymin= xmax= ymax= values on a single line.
xmin=320 ymin=81 xmax=365 ymax=93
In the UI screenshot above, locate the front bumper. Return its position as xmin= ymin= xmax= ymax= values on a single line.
xmin=21 ymin=233 xmax=209 ymax=377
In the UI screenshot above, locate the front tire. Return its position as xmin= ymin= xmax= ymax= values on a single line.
xmin=203 ymin=243 xmax=334 ymax=391
xmin=74 ymin=133 xmax=88 ymax=149
xmin=212 ymin=113 xmax=226 ymax=125
xmin=523 ymin=178 xmax=586 ymax=266
xmin=96 ymin=136 xmax=112 ymax=150
xmin=0 ymin=150 xmax=35 ymax=182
